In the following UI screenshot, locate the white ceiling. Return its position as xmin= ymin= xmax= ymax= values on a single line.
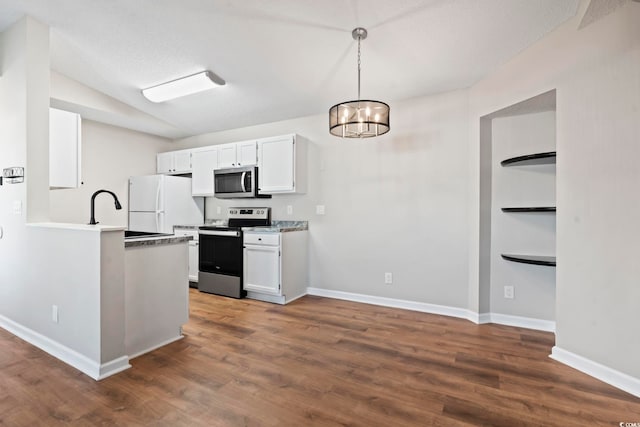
xmin=0 ymin=0 xmax=580 ymax=139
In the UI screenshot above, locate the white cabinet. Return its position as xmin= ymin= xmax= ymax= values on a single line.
xmin=217 ymin=143 xmax=238 ymax=169
xmin=257 ymin=134 xmax=307 ymax=194
xmin=157 ymin=149 xmax=193 ymax=174
xmin=243 ymin=230 xmax=308 ymax=304
xmin=244 ymin=238 xmax=281 ymax=295
xmin=49 ymin=107 xmax=82 ymax=188
xmin=191 ymin=148 xmax=218 ymax=196
xmin=237 ymin=140 xmax=257 ymax=167
xmin=217 ymin=141 xmax=257 ymax=169
xmin=174 ymin=228 xmax=199 ymax=283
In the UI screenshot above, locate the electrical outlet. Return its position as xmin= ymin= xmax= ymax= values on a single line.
xmin=13 ymin=200 xmax=22 ymax=215
xmin=384 ymin=272 xmax=393 ymax=284
xmin=504 ymin=286 xmax=514 ymax=299
xmin=316 ymin=205 xmax=325 ymax=215
xmin=52 ymin=305 xmax=59 ymax=323
xmin=287 ymin=205 xmax=293 ymax=215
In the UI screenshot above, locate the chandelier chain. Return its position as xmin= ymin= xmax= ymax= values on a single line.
xmin=357 ymin=35 xmax=361 ymax=101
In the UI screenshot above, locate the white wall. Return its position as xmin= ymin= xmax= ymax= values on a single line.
xmin=469 ymin=1 xmax=640 ymax=382
xmin=173 ymin=90 xmax=471 ymax=308
xmin=49 ymin=120 xmax=172 ymax=226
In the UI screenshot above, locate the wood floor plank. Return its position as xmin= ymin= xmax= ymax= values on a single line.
xmin=1 ymin=289 xmax=640 ymax=426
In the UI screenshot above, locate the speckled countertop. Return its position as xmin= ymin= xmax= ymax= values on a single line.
xmin=172 ymin=220 xmax=308 ymax=233
xmin=124 ymin=235 xmax=192 ymax=248
xmin=243 ymin=221 xmax=308 ymax=233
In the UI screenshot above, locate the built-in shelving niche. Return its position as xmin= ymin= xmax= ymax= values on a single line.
xmin=478 ymin=89 xmax=557 ymax=321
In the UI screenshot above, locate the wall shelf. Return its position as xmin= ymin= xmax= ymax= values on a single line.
xmin=501 ymin=207 xmax=556 ymax=212
xmin=501 ymin=254 xmax=556 ymax=267
xmin=501 ymin=151 xmax=556 ymax=167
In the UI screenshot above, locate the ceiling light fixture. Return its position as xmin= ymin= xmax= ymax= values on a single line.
xmin=142 ymin=71 xmax=225 ymax=103
xmin=329 ymin=28 xmax=390 ymax=138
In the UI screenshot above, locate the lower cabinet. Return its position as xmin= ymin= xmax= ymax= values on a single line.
xmin=243 ymin=230 xmax=308 ymax=304
xmin=174 ymin=228 xmax=199 ymax=283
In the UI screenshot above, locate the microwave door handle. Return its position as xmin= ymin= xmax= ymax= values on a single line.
xmin=240 ymin=172 xmax=247 ymax=193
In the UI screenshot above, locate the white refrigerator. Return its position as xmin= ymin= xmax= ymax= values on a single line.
xmin=128 ymin=174 xmax=204 ymax=233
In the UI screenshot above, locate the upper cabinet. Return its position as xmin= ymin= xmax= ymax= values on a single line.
xmin=50 ymin=107 xmax=82 ymax=189
xmin=258 ymin=134 xmax=307 ymax=195
xmin=191 ymin=147 xmax=218 ymax=196
xmin=157 ymin=149 xmax=192 ymax=174
xmin=217 ymin=141 xmax=257 ymax=169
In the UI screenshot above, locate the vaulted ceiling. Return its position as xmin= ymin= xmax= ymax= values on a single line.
xmin=0 ymin=0 xmax=580 ymax=138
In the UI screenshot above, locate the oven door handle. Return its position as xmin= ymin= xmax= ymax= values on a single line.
xmin=240 ymin=172 xmax=247 ymax=193
xmin=199 ymin=230 xmax=240 ymax=237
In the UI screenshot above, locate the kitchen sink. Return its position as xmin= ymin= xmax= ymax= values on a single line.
xmin=124 ymin=230 xmax=171 ymax=239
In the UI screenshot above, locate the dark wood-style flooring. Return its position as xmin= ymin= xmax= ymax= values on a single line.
xmin=1 ymin=289 xmax=639 ymax=426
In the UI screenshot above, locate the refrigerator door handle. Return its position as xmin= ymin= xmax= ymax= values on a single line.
xmin=155 ymin=179 xmax=164 ymax=232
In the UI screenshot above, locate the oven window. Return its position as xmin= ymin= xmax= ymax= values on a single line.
xmin=199 ymin=234 xmax=243 ymax=276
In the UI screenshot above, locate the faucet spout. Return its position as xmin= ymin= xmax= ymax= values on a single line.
xmin=89 ymin=189 xmax=122 ymax=225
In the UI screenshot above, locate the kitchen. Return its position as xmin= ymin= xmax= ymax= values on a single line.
xmin=1 ymin=0 xmax=640 ymax=424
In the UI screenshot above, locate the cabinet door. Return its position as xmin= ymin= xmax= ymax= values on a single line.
xmin=258 ymin=135 xmax=295 ymax=193
xmin=243 ymin=245 xmax=281 ymax=295
xmin=157 ymin=152 xmax=174 ymax=174
xmin=50 ymin=108 xmax=81 ymax=188
xmin=173 ymin=150 xmax=192 ymax=173
xmin=191 ymin=148 xmax=218 ymax=196
xmin=237 ymin=141 xmax=257 ymax=167
xmin=188 ymin=241 xmax=199 ymax=282
xmin=217 ymin=143 xmax=237 ymax=168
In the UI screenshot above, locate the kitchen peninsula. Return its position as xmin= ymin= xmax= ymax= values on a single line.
xmin=22 ymin=223 xmax=191 ymax=380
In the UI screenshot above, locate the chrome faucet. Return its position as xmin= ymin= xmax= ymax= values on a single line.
xmin=89 ymin=189 xmax=122 ymax=225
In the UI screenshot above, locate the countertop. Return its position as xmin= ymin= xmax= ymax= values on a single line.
xmin=125 ymin=234 xmax=193 ymax=248
xmin=173 ymin=220 xmax=308 ymax=233
xmin=243 ymin=221 xmax=308 ymax=233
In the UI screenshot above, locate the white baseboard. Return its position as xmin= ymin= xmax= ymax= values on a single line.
xmin=306 ymin=287 xmax=478 ymax=323
xmin=551 ymin=346 xmax=640 ymax=398
xmin=128 ymin=335 xmax=184 ymax=360
xmin=0 ymin=314 xmax=130 ymax=380
xmin=482 ymin=313 xmax=556 ymax=332
xmin=306 ymin=288 xmax=555 ymax=332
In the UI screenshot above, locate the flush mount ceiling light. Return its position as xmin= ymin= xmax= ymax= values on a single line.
xmin=329 ymin=28 xmax=390 ymax=138
xmin=142 ymin=70 xmax=225 ymax=103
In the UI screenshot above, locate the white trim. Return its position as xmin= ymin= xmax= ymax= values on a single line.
xmin=306 ymin=288 xmax=555 ymax=332
xmin=0 ymin=314 xmax=130 ymax=380
xmin=486 ymin=313 xmax=556 ymax=332
xmin=97 ymin=356 xmax=131 ymax=380
xmin=306 ymin=287 xmax=478 ymax=322
xmin=551 ymin=346 xmax=640 ymax=398
xmin=128 ymin=335 xmax=184 ymax=360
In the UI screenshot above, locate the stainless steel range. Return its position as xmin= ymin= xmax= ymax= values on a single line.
xmin=198 ymin=207 xmax=271 ymax=298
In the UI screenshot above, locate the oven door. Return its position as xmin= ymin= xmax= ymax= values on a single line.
xmin=198 ymin=229 xmax=242 ymax=276
xmin=214 ymin=167 xmax=255 ymax=198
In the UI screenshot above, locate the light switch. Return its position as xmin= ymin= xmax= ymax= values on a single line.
xmin=316 ymin=205 xmax=325 ymax=215
xmin=13 ymin=200 xmax=22 ymax=215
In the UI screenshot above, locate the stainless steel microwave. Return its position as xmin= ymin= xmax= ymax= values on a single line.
xmin=214 ymin=166 xmax=270 ymax=199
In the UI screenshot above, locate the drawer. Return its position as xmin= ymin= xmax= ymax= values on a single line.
xmin=244 ymin=232 xmax=280 ymax=246
xmin=174 ymin=228 xmax=199 ymax=240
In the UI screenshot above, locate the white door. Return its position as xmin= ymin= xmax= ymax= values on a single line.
xmin=129 ymin=175 xmax=162 ymax=212
xmin=218 ymin=143 xmax=237 ymax=168
xmin=243 ymin=245 xmax=281 ymax=295
xmin=191 ymin=148 xmax=218 ymax=196
xmin=236 ymin=141 xmax=257 ymax=167
xmin=188 ymin=240 xmax=199 ymax=282
xmin=173 ymin=150 xmax=192 ymax=173
xmin=258 ymin=135 xmax=294 ymax=193
xmin=49 ymin=108 xmax=81 ymax=188
xmin=129 ymin=212 xmax=161 ymax=232
xmin=157 ymin=152 xmax=173 ymax=174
